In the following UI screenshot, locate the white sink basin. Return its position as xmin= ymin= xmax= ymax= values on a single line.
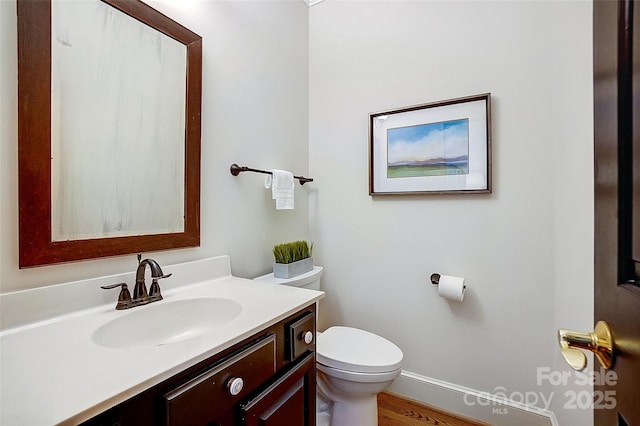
xmin=92 ymin=297 xmax=242 ymax=349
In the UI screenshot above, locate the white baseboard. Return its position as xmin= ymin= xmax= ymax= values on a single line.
xmin=387 ymin=370 xmax=558 ymax=426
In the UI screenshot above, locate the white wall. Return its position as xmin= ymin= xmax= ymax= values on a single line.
xmin=0 ymin=0 xmax=310 ymax=293
xmin=550 ymin=2 xmax=594 ymax=425
xmin=309 ymin=1 xmax=593 ymax=424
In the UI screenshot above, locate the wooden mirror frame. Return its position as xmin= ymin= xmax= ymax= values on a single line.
xmin=17 ymin=0 xmax=202 ymax=268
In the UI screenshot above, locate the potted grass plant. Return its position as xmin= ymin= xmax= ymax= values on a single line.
xmin=272 ymin=240 xmax=314 ymax=279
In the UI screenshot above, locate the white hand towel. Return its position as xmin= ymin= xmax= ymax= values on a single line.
xmin=265 ymin=169 xmax=295 ymax=210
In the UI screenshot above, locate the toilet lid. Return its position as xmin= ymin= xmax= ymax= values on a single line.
xmin=316 ymin=326 xmax=403 ymax=374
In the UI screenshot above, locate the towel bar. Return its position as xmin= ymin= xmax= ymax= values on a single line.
xmin=230 ymin=164 xmax=313 ymax=185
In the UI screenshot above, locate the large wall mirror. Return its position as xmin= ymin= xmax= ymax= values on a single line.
xmin=18 ymin=0 xmax=202 ymax=268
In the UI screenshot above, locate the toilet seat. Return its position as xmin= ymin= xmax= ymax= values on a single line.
xmin=316 ymin=326 xmax=403 ymax=374
xmin=316 ymin=363 xmax=401 ymax=383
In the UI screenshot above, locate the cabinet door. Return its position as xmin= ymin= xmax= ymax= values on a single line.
xmin=240 ymin=352 xmax=315 ymax=426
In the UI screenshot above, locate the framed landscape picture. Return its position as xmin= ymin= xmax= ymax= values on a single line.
xmin=369 ymin=93 xmax=491 ymax=195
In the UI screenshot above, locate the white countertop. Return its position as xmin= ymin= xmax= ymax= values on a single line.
xmin=0 ymin=257 xmax=324 ymax=425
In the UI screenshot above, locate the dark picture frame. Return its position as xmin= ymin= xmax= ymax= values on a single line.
xmin=369 ymin=93 xmax=491 ymax=195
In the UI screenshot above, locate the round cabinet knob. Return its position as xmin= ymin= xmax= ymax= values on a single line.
xmin=227 ymin=377 xmax=244 ymax=396
xmin=303 ymin=331 xmax=314 ymax=344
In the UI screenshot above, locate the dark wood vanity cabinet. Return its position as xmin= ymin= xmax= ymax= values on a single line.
xmin=81 ymin=305 xmax=316 ymax=426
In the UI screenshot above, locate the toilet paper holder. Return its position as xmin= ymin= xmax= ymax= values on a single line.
xmin=430 ymin=273 xmax=465 ymax=288
xmin=430 ymin=273 xmax=466 ymax=302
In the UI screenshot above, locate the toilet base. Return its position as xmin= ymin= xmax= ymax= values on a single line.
xmin=316 ymin=366 xmax=400 ymax=426
xmin=317 ymin=411 xmax=331 ymax=426
xmin=331 ymin=394 xmax=378 ymax=426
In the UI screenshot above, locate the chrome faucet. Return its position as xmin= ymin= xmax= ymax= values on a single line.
xmin=101 ymin=254 xmax=172 ymax=310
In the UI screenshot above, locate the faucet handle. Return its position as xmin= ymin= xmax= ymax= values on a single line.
xmin=101 ymin=283 xmax=132 ymax=310
xmin=148 ymin=272 xmax=171 ymax=300
xmin=148 ymin=278 xmax=163 ymax=300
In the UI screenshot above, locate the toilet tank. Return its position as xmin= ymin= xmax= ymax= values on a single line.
xmin=253 ymin=266 xmax=323 ymax=290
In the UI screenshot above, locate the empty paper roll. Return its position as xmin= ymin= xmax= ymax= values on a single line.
xmin=438 ymin=274 xmax=466 ymax=302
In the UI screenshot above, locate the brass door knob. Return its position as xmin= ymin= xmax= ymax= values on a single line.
xmin=557 ymin=321 xmax=614 ymax=371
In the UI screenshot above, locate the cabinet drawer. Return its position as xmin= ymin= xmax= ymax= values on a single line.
xmin=286 ymin=312 xmax=315 ymax=361
xmin=163 ymin=334 xmax=276 ymax=425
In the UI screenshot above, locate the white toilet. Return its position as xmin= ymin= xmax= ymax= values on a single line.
xmin=254 ymin=267 xmax=403 ymax=426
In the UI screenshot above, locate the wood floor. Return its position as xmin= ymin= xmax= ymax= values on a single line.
xmin=378 ymin=392 xmax=491 ymax=426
